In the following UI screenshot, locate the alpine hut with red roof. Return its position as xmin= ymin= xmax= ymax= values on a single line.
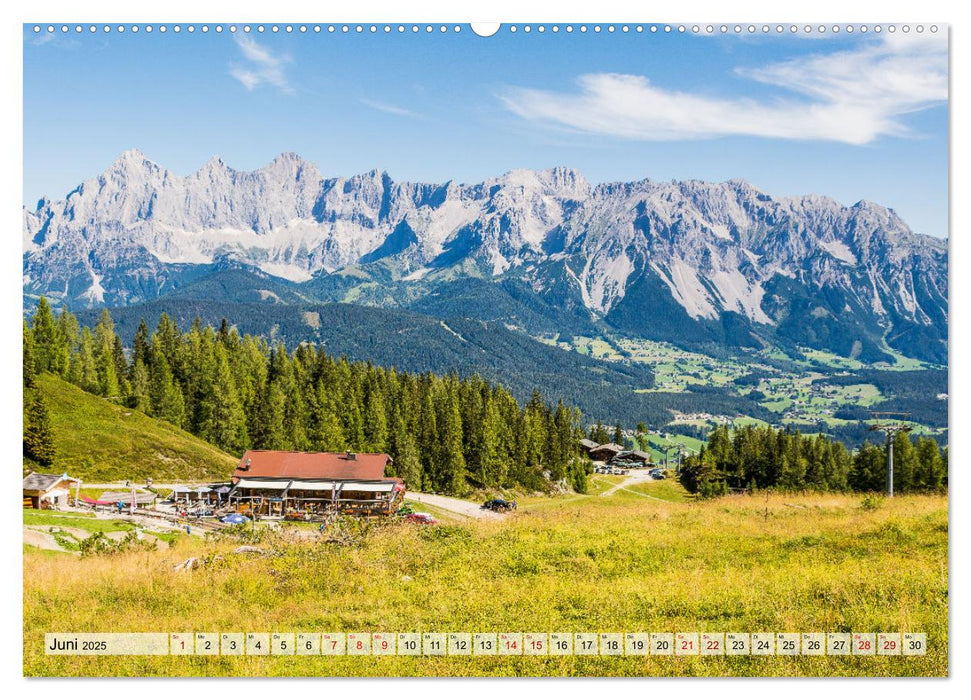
xmin=228 ymin=450 xmax=404 ymax=519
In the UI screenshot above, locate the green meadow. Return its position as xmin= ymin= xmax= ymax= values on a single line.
xmin=24 ymin=487 xmax=947 ymax=677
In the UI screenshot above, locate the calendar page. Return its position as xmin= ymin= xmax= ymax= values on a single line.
xmin=21 ymin=18 xmax=948 ymax=680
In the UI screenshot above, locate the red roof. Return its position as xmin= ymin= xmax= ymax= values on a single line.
xmin=233 ymin=450 xmax=395 ymax=482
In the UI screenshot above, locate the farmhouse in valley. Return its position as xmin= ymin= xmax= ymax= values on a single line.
xmin=228 ymin=450 xmax=405 ymax=518
xmin=22 ymin=471 xmax=81 ymax=509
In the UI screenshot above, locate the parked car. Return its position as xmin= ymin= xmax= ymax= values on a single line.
xmin=481 ymin=498 xmax=518 ymax=512
xmin=404 ymin=512 xmax=437 ymax=525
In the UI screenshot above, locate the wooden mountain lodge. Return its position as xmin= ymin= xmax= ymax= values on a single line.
xmin=23 ymin=471 xmax=81 ymax=509
xmin=228 ymin=450 xmax=405 ymax=519
xmin=587 ymin=443 xmax=625 ymax=463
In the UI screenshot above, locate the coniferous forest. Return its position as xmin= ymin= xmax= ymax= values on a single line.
xmin=679 ymin=424 xmax=948 ymax=497
xmin=23 ymin=298 xmax=588 ymax=495
xmin=23 ymin=296 xmax=948 ymax=499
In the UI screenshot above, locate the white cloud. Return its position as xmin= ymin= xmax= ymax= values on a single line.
xmin=361 ymin=98 xmax=421 ymax=119
xmin=500 ymin=34 xmax=947 ymax=145
xmin=229 ymin=36 xmax=294 ymax=94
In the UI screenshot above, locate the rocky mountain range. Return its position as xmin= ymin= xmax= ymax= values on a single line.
xmin=23 ymin=150 xmax=948 ymax=363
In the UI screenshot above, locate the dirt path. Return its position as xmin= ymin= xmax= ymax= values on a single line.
xmin=408 ymin=492 xmax=505 ymax=520
xmin=29 ymin=524 xmax=90 ymax=540
xmin=23 ymin=527 xmax=78 ymax=554
xmin=617 ymin=486 xmax=670 ymax=502
xmin=600 ymin=471 xmax=656 ymax=497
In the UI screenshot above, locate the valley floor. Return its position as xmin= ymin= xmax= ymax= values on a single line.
xmin=23 ymin=485 xmax=947 ymax=678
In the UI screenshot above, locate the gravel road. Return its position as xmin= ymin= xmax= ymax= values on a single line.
xmin=407 ymin=492 xmax=505 ymax=520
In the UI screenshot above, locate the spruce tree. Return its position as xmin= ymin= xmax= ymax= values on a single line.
xmin=159 ymin=381 xmax=187 ymax=429
xmin=436 ymin=383 xmax=467 ymax=495
xmin=891 ymin=432 xmax=918 ymax=493
xmin=590 ymin=421 xmax=610 ymax=444
xmin=263 ymin=383 xmax=288 ymax=449
xmin=392 ymin=414 xmax=423 ymax=489
xmin=30 ymin=297 xmax=60 ymax=374
xmin=915 ymin=437 xmax=944 ymax=491
xmin=148 ymin=352 xmax=185 ymax=427
xmin=311 ymin=391 xmax=347 ymax=452
xmin=24 ymin=391 xmax=56 ymax=466
xmin=128 ymin=359 xmax=151 ymax=413
xmin=71 ymin=329 xmax=100 ymax=393
xmin=204 ymin=345 xmax=248 ymax=453
xmin=131 ymin=319 xmax=151 ymax=375
xmin=613 ymin=422 xmax=624 ymax=445
xmin=56 ymin=307 xmax=79 ymax=372
xmin=93 ymin=310 xmax=120 ymax=398
xmin=23 ymin=320 xmax=37 ymax=388
xmin=363 ymin=381 xmax=389 ymax=452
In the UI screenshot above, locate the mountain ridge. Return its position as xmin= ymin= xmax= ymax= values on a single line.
xmin=24 ymin=151 xmax=948 ymax=364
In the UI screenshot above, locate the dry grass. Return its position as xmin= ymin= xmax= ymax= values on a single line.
xmin=24 ymin=491 xmax=947 ymax=677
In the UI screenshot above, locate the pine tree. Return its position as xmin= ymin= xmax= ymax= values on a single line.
xmin=112 ymin=336 xmax=128 ymax=386
xmin=159 ymin=382 xmax=187 ymax=428
xmin=23 ymin=320 xmax=37 ymax=388
xmin=131 ymin=319 xmax=151 ymax=375
xmin=850 ymin=441 xmax=885 ymax=492
xmin=263 ymin=383 xmax=289 ymax=449
xmin=23 ymin=391 xmax=56 ymax=466
xmin=478 ymin=392 xmax=502 ymax=487
xmin=93 ymin=309 xmax=120 ymax=398
xmin=363 ymin=380 xmax=389 ymax=452
xmin=914 ymin=436 xmax=944 ymax=492
xmin=417 ymin=385 xmax=438 ymax=472
xmin=435 ymin=383 xmax=467 ymax=495
xmin=69 ymin=328 xmax=100 ymax=393
xmin=891 ymin=431 xmax=918 ymax=493
xmin=339 ymin=396 xmax=365 ymax=451
xmin=31 ymin=297 xmax=60 ymax=374
xmin=391 ymin=414 xmax=422 ymax=489
xmin=128 ymin=359 xmax=151 ymax=413
xmin=203 ymin=345 xmax=248 ymax=453
xmin=148 ymin=351 xmax=185 ymax=428
xmin=310 ymin=391 xmax=347 ymax=452
xmin=56 ymin=307 xmax=80 ymax=371
xmin=590 ymin=421 xmax=610 ymax=444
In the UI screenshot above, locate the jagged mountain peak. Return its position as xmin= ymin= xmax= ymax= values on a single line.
xmin=201 ymin=154 xmax=229 ymax=170
xmin=108 ymin=148 xmax=160 ymax=173
xmin=22 ymin=150 xmax=947 ymax=364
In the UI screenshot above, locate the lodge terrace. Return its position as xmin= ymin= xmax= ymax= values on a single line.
xmin=228 ymin=450 xmax=405 ymax=520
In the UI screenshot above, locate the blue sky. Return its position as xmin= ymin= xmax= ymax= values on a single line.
xmin=23 ymin=25 xmax=948 ymax=237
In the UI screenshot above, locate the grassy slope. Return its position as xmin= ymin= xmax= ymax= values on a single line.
xmin=24 ymin=490 xmax=946 ymax=677
xmin=23 ymin=511 xmax=136 ymax=533
xmin=30 ymin=373 xmax=237 ymax=482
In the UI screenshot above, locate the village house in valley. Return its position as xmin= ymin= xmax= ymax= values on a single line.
xmin=228 ymin=450 xmax=405 ymax=519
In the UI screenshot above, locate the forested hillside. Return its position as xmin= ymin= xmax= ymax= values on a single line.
xmin=25 ymin=298 xmax=588 ymax=495
xmin=23 ymin=373 xmax=237 ymax=481
xmin=77 ymin=295 xmax=783 ymax=428
xmin=680 ymin=424 xmax=947 ymax=497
